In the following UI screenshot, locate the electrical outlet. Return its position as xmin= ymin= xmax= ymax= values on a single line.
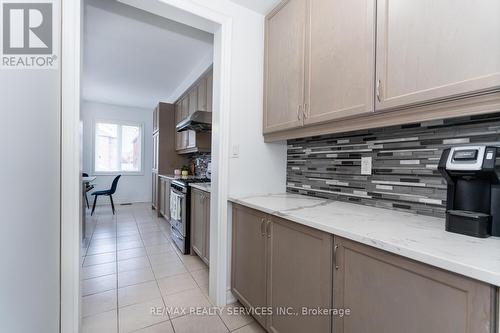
xmin=361 ymin=156 xmax=372 ymax=175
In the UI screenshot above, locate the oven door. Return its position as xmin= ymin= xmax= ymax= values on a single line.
xmin=170 ymin=187 xmax=186 ymax=236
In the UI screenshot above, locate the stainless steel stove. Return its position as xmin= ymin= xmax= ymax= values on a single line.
xmin=169 ymin=177 xmax=210 ymax=253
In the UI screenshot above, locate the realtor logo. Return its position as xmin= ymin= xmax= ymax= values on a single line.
xmin=1 ymin=0 xmax=58 ymax=69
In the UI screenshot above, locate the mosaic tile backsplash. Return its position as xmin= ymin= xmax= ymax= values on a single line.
xmin=190 ymin=153 xmax=211 ymax=178
xmin=287 ymin=113 xmax=500 ymax=218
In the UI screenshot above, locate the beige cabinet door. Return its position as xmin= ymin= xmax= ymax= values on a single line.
xmin=204 ymin=193 xmax=210 ymax=264
xmin=232 ymin=204 xmax=268 ymax=328
xmin=333 ymin=236 xmax=495 ymax=333
xmin=152 ymin=172 xmax=158 ymax=209
xmin=190 ymin=189 xmax=205 ymax=258
xmin=376 ymin=0 xmax=500 ymax=111
xmin=159 ymin=178 xmax=166 ymax=216
xmin=206 ymin=71 xmax=213 ymax=112
xmin=305 ymin=0 xmax=375 ymax=125
xmin=197 ymin=77 xmax=208 ymax=112
xmin=180 ymin=97 xmax=190 ymax=149
xmin=264 ymin=0 xmax=307 ymax=134
xmin=267 ymin=216 xmax=333 ymax=333
xmin=163 ymin=179 xmax=171 ymax=219
xmin=175 ymin=102 xmax=183 ymax=151
xmin=188 ymin=89 xmax=197 ymax=115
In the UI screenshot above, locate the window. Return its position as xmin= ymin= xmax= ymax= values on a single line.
xmin=94 ymin=121 xmax=143 ymax=173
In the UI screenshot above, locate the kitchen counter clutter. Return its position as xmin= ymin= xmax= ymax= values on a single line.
xmin=229 ymin=193 xmax=500 ymax=287
xmin=190 ymin=183 xmax=210 ymax=193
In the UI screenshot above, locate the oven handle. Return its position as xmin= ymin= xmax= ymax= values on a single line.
xmin=171 ymin=187 xmax=185 ymax=197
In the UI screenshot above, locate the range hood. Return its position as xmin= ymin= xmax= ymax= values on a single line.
xmin=176 ymin=111 xmax=212 ymax=132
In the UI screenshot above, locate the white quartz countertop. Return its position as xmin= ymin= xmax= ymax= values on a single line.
xmin=190 ymin=183 xmax=211 ymax=193
xmin=229 ymin=193 xmax=500 ymax=286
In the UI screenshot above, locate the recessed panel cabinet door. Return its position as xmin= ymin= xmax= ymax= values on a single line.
xmin=376 ymin=0 xmax=500 ymax=111
xmin=232 ymin=205 xmax=268 ymax=328
xmin=191 ymin=189 xmax=205 ymax=257
xmin=268 ymin=217 xmax=333 ymax=333
xmin=305 ymin=0 xmax=375 ymax=125
xmin=333 ymin=236 xmax=494 ymax=333
xmin=204 ymin=193 xmax=211 ymax=264
xmin=264 ymin=0 xmax=307 ymax=133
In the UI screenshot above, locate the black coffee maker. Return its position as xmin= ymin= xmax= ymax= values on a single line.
xmin=438 ymin=146 xmax=500 ymax=238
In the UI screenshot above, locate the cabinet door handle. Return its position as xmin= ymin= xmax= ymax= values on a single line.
xmin=303 ymin=103 xmax=308 ymax=119
xmin=260 ymin=218 xmax=266 ymax=237
xmin=334 ymin=244 xmax=339 ymax=270
xmin=266 ymin=219 xmax=272 ymax=238
xmin=296 ymin=104 xmax=302 ymax=121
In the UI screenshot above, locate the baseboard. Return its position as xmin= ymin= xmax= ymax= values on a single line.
xmin=226 ymin=288 xmax=237 ymax=304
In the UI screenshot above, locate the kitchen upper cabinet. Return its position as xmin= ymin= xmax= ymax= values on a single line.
xmin=333 ymin=236 xmax=495 ymax=333
xmin=375 ymin=0 xmax=500 ymax=111
xmin=264 ymin=0 xmax=307 ymax=133
xmin=232 ymin=204 xmax=269 ymax=328
xmin=197 ymin=78 xmax=208 ymax=112
xmin=305 ymin=0 xmax=375 ymax=124
xmin=175 ymin=102 xmax=183 ymax=151
xmin=267 ymin=216 xmax=333 ymax=333
xmin=206 ymin=72 xmax=213 ymax=112
xmin=175 ymin=69 xmax=213 ymax=154
xmin=188 ymin=89 xmax=197 ymax=115
xmin=191 ymin=188 xmax=210 ymax=265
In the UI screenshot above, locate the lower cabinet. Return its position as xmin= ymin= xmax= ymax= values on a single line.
xmin=231 ymin=204 xmax=333 ymax=332
xmin=159 ymin=178 xmax=166 ymax=216
xmin=151 ymin=172 xmax=158 ymax=210
xmin=232 ymin=204 xmax=497 ymax=333
xmin=158 ymin=177 xmax=170 ymax=219
xmin=191 ymin=188 xmax=210 ymax=265
xmin=231 ymin=205 xmax=269 ymax=328
xmin=333 ymin=236 xmax=496 ymax=333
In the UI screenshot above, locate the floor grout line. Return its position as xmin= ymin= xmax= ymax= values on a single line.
xmin=83 ymin=204 xmax=250 ymax=333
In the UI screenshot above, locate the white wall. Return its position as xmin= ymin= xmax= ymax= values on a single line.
xmin=216 ymin=1 xmax=287 ymax=197
xmin=0 ymin=39 xmax=61 ymax=333
xmin=81 ymin=100 xmax=153 ymax=204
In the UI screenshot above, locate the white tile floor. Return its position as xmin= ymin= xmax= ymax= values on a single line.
xmin=81 ymin=203 xmax=265 ymax=333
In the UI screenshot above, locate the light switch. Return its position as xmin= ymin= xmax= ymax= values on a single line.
xmin=361 ymin=156 xmax=372 ymax=175
xmin=231 ymin=144 xmax=240 ymax=158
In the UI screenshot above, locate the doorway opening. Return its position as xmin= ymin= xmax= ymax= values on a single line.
xmin=61 ymin=0 xmax=233 ymax=331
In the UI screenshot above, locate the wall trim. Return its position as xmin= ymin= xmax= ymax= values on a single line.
xmin=60 ymin=0 xmax=82 ymax=332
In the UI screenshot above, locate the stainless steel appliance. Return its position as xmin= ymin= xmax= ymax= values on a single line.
xmin=176 ymin=110 xmax=212 ymax=132
xmin=169 ymin=177 xmax=210 ymax=253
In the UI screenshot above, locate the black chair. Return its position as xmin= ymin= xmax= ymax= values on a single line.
xmin=82 ymin=173 xmax=94 ymax=209
xmin=91 ymin=175 xmax=121 ymax=216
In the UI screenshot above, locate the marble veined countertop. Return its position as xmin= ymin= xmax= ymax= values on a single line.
xmin=229 ymin=193 xmax=500 ymax=286
xmin=190 ymin=183 xmax=211 ymax=193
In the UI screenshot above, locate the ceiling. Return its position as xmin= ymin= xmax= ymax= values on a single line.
xmin=229 ymin=0 xmax=281 ymax=14
xmin=82 ymin=0 xmax=214 ymax=109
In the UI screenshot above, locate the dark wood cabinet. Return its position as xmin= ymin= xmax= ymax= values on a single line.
xmin=333 ymin=236 xmax=496 ymax=333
